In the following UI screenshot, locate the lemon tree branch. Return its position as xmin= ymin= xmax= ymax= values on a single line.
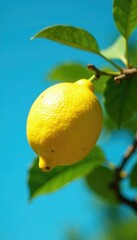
xmin=87 ymin=64 xmax=120 ymax=79
xmin=88 ymin=64 xmax=137 ymax=84
xmin=111 ymin=132 xmax=137 ymax=213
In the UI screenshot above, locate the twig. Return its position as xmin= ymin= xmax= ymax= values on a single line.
xmin=87 ymin=64 xmax=119 ymax=79
xmin=111 ymin=132 xmax=137 ymax=213
xmin=87 ymin=64 xmax=137 ymax=84
xmin=119 ymin=132 xmax=137 ymax=171
xmin=114 ymin=68 xmax=137 ymax=83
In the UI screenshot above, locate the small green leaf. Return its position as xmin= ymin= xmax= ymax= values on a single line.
xmin=86 ymin=166 xmax=117 ymax=204
xmin=104 ymin=76 xmax=137 ymax=128
xmin=101 ymin=36 xmax=126 ymax=64
xmin=47 ymin=62 xmax=92 ymax=82
xmin=31 ymin=25 xmax=100 ymax=54
xmin=130 ymin=163 xmax=137 ymax=188
xmin=28 ymin=146 xmax=106 ymax=200
xmin=113 ymin=0 xmax=137 ymax=38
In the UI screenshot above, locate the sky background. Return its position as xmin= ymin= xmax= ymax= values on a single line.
xmin=0 ymin=0 xmax=136 ymax=240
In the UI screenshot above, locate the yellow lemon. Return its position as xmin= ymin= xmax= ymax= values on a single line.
xmin=26 ymin=79 xmax=103 ymax=171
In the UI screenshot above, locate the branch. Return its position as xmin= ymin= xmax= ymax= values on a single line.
xmin=87 ymin=64 xmax=137 ymax=84
xmin=87 ymin=64 xmax=119 ymax=78
xmin=111 ymin=132 xmax=137 ymax=213
xmin=119 ymin=132 xmax=137 ymax=171
xmin=114 ymin=68 xmax=137 ymax=83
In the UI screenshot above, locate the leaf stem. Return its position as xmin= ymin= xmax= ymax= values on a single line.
xmin=99 ymin=53 xmax=122 ymax=71
xmin=119 ymin=55 xmax=128 ymax=66
xmin=111 ymin=132 xmax=137 ymax=213
xmin=125 ymin=38 xmax=130 ymax=68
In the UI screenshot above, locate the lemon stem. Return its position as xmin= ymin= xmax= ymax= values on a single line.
xmin=88 ymin=75 xmax=97 ymax=82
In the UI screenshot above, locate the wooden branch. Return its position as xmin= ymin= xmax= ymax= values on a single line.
xmin=111 ymin=132 xmax=137 ymax=213
xmin=87 ymin=64 xmax=118 ymax=79
xmin=87 ymin=64 xmax=137 ymax=84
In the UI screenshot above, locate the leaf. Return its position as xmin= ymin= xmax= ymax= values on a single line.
xmin=86 ymin=166 xmax=117 ymax=204
xmin=47 ymin=62 xmax=92 ymax=82
xmin=28 ymin=146 xmax=106 ymax=200
xmin=104 ymin=219 xmax=137 ymax=240
xmin=124 ymin=112 xmax=137 ymax=133
xmin=130 ymin=163 xmax=137 ymax=188
xmin=31 ymin=25 xmax=100 ymax=54
xmin=101 ymin=36 xmax=126 ymax=63
xmin=103 ymin=107 xmax=137 ymax=134
xmin=113 ymin=0 xmax=137 ymax=38
xmin=129 ymin=45 xmax=137 ymax=65
xmin=104 ymin=76 xmax=137 ymax=128
xmin=103 ymin=111 xmax=116 ymax=133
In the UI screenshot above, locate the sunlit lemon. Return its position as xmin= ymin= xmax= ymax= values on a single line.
xmin=26 ymin=79 xmax=103 ymax=171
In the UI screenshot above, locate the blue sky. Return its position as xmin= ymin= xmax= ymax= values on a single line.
xmin=0 ymin=0 xmax=136 ymax=240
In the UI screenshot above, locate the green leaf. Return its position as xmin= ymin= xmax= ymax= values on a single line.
xmin=31 ymin=25 xmax=100 ymax=54
xmin=103 ymin=110 xmax=116 ymax=133
xmin=130 ymin=163 xmax=137 ymax=188
xmin=124 ymin=112 xmax=137 ymax=133
xmin=113 ymin=0 xmax=137 ymax=38
xmin=47 ymin=62 xmax=92 ymax=82
xmin=105 ymin=219 xmax=137 ymax=240
xmin=129 ymin=45 xmax=137 ymax=65
xmin=101 ymin=36 xmax=126 ymax=63
xmin=28 ymin=146 xmax=106 ymax=200
xmin=86 ymin=166 xmax=117 ymax=204
xmin=104 ymin=76 xmax=137 ymax=128
xmin=103 ymin=106 xmax=137 ymax=134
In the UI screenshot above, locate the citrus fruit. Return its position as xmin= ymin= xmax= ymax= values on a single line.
xmin=26 ymin=79 xmax=103 ymax=172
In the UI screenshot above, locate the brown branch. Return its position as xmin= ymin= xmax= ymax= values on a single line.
xmin=114 ymin=68 xmax=137 ymax=83
xmin=88 ymin=63 xmax=137 ymax=212
xmin=111 ymin=132 xmax=137 ymax=213
xmin=119 ymin=132 xmax=137 ymax=171
xmin=87 ymin=64 xmax=118 ymax=79
xmin=87 ymin=64 xmax=137 ymax=84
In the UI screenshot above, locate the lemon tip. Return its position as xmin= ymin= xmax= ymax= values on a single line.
xmin=75 ymin=79 xmax=94 ymax=92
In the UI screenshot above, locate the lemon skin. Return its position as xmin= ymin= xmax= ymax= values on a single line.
xmin=26 ymin=79 xmax=103 ymax=171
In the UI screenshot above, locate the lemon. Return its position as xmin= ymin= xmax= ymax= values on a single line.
xmin=26 ymin=79 xmax=103 ymax=172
